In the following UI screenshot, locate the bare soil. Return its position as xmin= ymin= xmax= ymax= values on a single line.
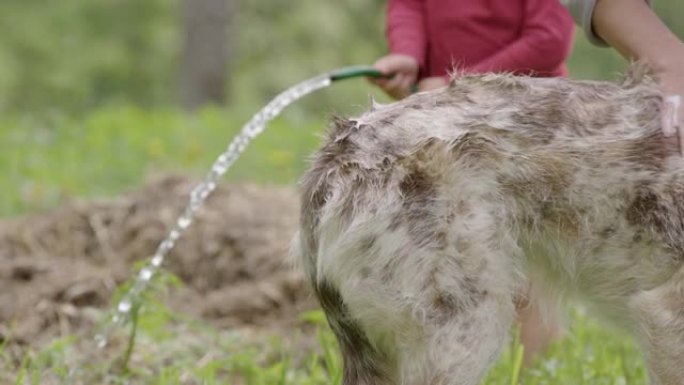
xmin=0 ymin=175 xmax=315 ymax=348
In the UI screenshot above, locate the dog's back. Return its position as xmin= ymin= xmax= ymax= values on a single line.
xmin=296 ymin=69 xmax=684 ymax=384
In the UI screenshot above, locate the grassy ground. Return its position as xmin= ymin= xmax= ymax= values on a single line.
xmin=4 ymin=302 xmax=648 ymax=384
xmin=2 ymin=101 xmax=649 ymax=384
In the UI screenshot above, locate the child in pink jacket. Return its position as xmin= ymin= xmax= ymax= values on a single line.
xmin=372 ymin=0 xmax=575 ymax=99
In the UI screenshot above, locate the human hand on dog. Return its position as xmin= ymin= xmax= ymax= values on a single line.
xmin=591 ymin=0 xmax=684 ymax=154
xmin=657 ymin=63 xmax=684 ymax=153
xmin=370 ymin=54 xmax=419 ymax=100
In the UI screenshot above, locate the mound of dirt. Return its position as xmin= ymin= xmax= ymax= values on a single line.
xmin=0 ymin=176 xmax=315 ymax=347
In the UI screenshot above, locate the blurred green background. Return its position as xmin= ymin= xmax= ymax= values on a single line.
xmin=1 ymin=0 xmax=683 ymax=216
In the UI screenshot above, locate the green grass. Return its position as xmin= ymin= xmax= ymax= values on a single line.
xmin=0 ymin=104 xmax=327 ymax=217
xmin=2 ymin=301 xmax=648 ymax=384
xmin=485 ymin=309 xmax=647 ymax=385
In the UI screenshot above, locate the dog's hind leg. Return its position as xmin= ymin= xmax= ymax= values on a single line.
xmin=317 ymin=200 xmax=520 ymax=385
xmin=318 ymin=247 xmax=517 ymax=385
xmin=392 ymin=244 xmax=518 ymax=385
xmin=630 ymin=265 xmax=684 ymax=385
xmin=395 ymin=282 xmax=516 ymax=385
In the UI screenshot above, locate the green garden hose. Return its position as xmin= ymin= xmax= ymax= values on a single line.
xmin=329 ymin=65 xmax=388 ymax=82
xmin=329 ymin=65 xmax=419 ymax=93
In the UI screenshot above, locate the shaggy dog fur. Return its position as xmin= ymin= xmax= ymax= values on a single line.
xmin=295 ymin=67 xmax=684 ymax=385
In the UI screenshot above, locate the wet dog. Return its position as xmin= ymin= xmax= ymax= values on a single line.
xmin=295 ymin=67 xmax=683 ymax=385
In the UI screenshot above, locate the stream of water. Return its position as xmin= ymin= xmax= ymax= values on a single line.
xmin=94 ymin=73 xmax=333 ymax=349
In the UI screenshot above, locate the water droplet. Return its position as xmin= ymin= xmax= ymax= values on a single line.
xmin=160 ymin=239 xmax=175 ymax=252
xmin=177 ymin=216 xmax=191 ymax=229
xmin=117 ymin=300 xmax=132 ymax=314
xmin=151 ymin=254 xmax=163 ymax=267
xmin=168 ymin=229 xmax=180 ymax=242
xmin=139 ymin=267 xmax=154 ymax=281
xmin=204 ymin=182 xmax=216 ymax=195
xmin=95 ymin=334 xmax=107 ymax=349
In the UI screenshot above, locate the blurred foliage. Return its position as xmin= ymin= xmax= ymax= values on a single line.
xmin=0 ymin=0 xmax=386 ymax=117
xmin=0 ymin=0 xmax=177 ymax=113
xmin=2 ymin=1 xmax=680 ymax=117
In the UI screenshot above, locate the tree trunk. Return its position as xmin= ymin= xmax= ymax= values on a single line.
xmin=180 ymin=0 xmax=232 ymax=110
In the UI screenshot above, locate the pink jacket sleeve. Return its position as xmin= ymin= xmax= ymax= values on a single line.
xmin=470 ymin=0 xmax=575 ymax=75
xmin=386 ymin=0 xmax=427 ymax=70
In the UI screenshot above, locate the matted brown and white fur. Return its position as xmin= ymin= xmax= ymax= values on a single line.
xmin=295 ymin=67 xmax=684 ymax=385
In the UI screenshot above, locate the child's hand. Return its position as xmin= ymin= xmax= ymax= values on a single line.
xmin=418 ymin=77 xmax=448 ymax=92
xmin=369 ymin=54 xmax=419 ymax=100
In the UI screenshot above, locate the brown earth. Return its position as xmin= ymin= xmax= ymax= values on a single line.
xmin=0 ymin=175 xmax=316 ymax=348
